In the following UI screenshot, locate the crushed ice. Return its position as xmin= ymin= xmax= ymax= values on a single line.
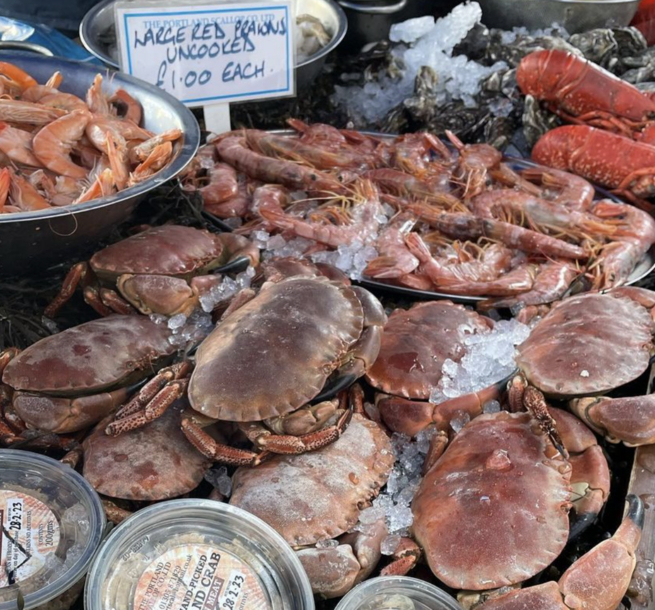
xmin=429 ymin=318 xmax=532 ymax=404
xmin=356 ymin=427 xmax=437 ymax=549
xmin=332 ymin=2 xmax=507 ymax=123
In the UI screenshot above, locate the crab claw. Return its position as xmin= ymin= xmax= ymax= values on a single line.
xmin=548 ymin=407 xmax=610 ymax=539
xmin=571 ymin=394 xmax=655 ymax=446
xmin=376 ymin=383 xmax=501 ymax=437
xmin=478 ymin=495 xmax=644 ymax=610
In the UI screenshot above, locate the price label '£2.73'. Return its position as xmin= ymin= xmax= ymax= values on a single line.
xmin=114 ymin=1 xmax=295 ymax=107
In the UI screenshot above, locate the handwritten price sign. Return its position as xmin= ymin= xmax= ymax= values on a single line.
xmin=114 ymin=1 xmax=295 ymax=107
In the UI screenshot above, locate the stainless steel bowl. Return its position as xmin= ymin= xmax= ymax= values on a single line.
xmin=479 ymin=0 xmax=640 ymax=33
xmin=80 ymin=0 xmax=347 ymax=90
xmin=0 ymin=53 xmax=200 ymax=277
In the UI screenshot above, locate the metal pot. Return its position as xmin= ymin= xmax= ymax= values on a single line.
xmin=0 ymin=53 xmax=199 ymax=277
xmin=337 ymin=0 xmax=459 ymax=53
xmin=478 ymin=0 xmax=640 ymax=33
xmin=79 ymin=0 xmax=347 ymax=91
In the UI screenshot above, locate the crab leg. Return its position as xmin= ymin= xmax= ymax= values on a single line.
xmin=44 ymin=262 xmax=91 ymax=318
xmin=239 ymin=406 xmax=353 ymax=455
xmin=106 ymin=362 xmax=191 ymax=435
xmin=180 ymin=415 xmax=268 ymax=467
xmin=571 ymin=394 xmax=655 ymax=446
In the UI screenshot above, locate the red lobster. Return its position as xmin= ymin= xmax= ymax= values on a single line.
xmin=632 ymin=1 xmax=655 ymax=47
xmin=517 ymin=49 xmax=655 ymax=143
xmin=531 ymin=124 xmax=655 ymax=212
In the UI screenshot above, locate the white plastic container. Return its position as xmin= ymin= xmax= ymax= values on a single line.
xmin=0 ymin=449 xmax=105 ymax=610
xmin=336 ymin=576 xmax=462 ymax=610
xmin=85 ymin=499 xmax=315 ymax=610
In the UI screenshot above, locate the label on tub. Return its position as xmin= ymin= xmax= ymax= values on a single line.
xmin=133 ymin=543 xmax=270 ymax=610
xmin=114 ymin=0 xmax=295 ymax=107
xmin=0 ymin=491 xmax=60 ymax=587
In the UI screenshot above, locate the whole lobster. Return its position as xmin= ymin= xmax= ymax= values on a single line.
xmin=531 ymin=124 xmax=655 ymax=212
xmin=517 ymin=49 xmax=655 ymax=143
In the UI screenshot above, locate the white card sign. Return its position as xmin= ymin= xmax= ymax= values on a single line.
xmin=114 ymin=1 xmax=295 ymax=108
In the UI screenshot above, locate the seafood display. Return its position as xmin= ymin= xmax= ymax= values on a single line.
xmin=0 ymin=62 xmax=182 ymax=213
xmin=184 ymin=124 xmax=655 ymax=304
xmin=6 ymin=4 xmax=655 ymax=610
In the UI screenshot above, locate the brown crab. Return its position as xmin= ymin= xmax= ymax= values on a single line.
xmin=0 ymin=315 xmax=177 ymax=436
xmin=82 ymin=398 xmax=212 ymax=501
xmin=106 ymin=270 xmax=387 ymax=464
xmin=45 ymin=224 xmax=260 ymax=318
xmin=472 ymin=495 xmax=644 ymax=610
xmin=230 ymin=410 xmax=396 ymax=598
xmin=365 ymin=301 xmax=499 ymax=437
xmin=514 ymin=287 xmax=655 ymax=448
xmin=411 ymin=406 xmax=612 ymax=594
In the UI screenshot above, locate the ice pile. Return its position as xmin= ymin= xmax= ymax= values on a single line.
xmin=198 ymin=266 xmax=256 ymax=313
xmin=252 ymin=229 xmax=381 ymax=281
xmin=429 ymin=318 xmax=532 ymax=404
xmin=332 ymin=2 xmax=507 ymax=123
xmin=355 ymin=428 xmax=437 ymax=552
xmin=499 ymin=23 xmax=570 ymax=45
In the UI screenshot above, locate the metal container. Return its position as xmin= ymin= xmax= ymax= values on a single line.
xmin=335 ymin=576 xmax=462 ymax=610
xmin=337 ymin=0 xmax=459 ymax=53
xmin=85 ymin=499 xmax=315 ymax=610
xmin=79 ymin=0 xmax=347 ymax=91
xmin=0 ymin=53 xmax=199 ymax=277
xmin=0 ymin=450 xmax=105 ymax=610
xmin=478 ymin=0 xmax=640 ymax=33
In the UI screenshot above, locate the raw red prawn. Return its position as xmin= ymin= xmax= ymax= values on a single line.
xmin=517 ymin=49 xmax=655 ymax=141
xmin=405 ymin=233 xmax=513 ymax=287
xmin=531 ymin=125 xmax=655 ymax=211
xmin=259 ymin=180 xmax=383 ymax=248
xmin=588 ymin=199 xmax=655 ymax=287
xmin=364 ymin=168 xmax=461 ymax=209
xmin=246 ymin=128 xmax=376 ymax=171
xmin=480 ymin=260 xmax=579 ymax=310
xmin=192 ymin=162 xmax=238 ymax=206
xmin=215 ymin=136 xmax=348 ymax=195
xmin=364 ymin=215 xmax=419 ymax=279
xmin=446 ymin=130 xmax=502 ymax=198
xmin=407 ymin=204 xmax=588 ymax=259
xmin=520 ymin=166 xmax=596 ymax=211
xmin=469 ymin=189 xmax=615 ymax=239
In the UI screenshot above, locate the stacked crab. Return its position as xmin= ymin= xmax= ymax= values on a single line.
xmin=3 ymin=220 xmax=655 ymax=609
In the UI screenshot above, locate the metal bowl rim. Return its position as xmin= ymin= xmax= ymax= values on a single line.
xmin=80 ymin=0 xmax=348 ymax=70
xmin=0 ymin=53 xmax=200 ymax=225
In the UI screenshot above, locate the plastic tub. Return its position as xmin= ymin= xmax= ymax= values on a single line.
xmin=0 ymin=450 xmax=105 ymax=610
xmin=335 ymin=576 xmax=462 ymax=610
xmin=85 ymin=499 xmax=315 ymax=610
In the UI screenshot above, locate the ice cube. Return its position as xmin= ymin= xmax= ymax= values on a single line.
xmin=381 ymin=534 xmax=402 ymax=556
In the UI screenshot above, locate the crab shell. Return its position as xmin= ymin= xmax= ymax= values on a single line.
xmin=90 ymin=225 xmax=236 ymax=279
xmin=413 ymin=411 xmax=572 ymax=590
xmin=517 ymin=291 xmax=654 ymax=397
xmin=229 ymin=414 xmax=394 ymax=546
xmin=189 ymin=276 xmax=371 ymax=422
xmin=83 ymin=400 xmax=211 ymax=501
xmin=3 ymin=315 xmax=176 ymax=432
xmin=366 ymin=301 xmax=493 ymax=399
